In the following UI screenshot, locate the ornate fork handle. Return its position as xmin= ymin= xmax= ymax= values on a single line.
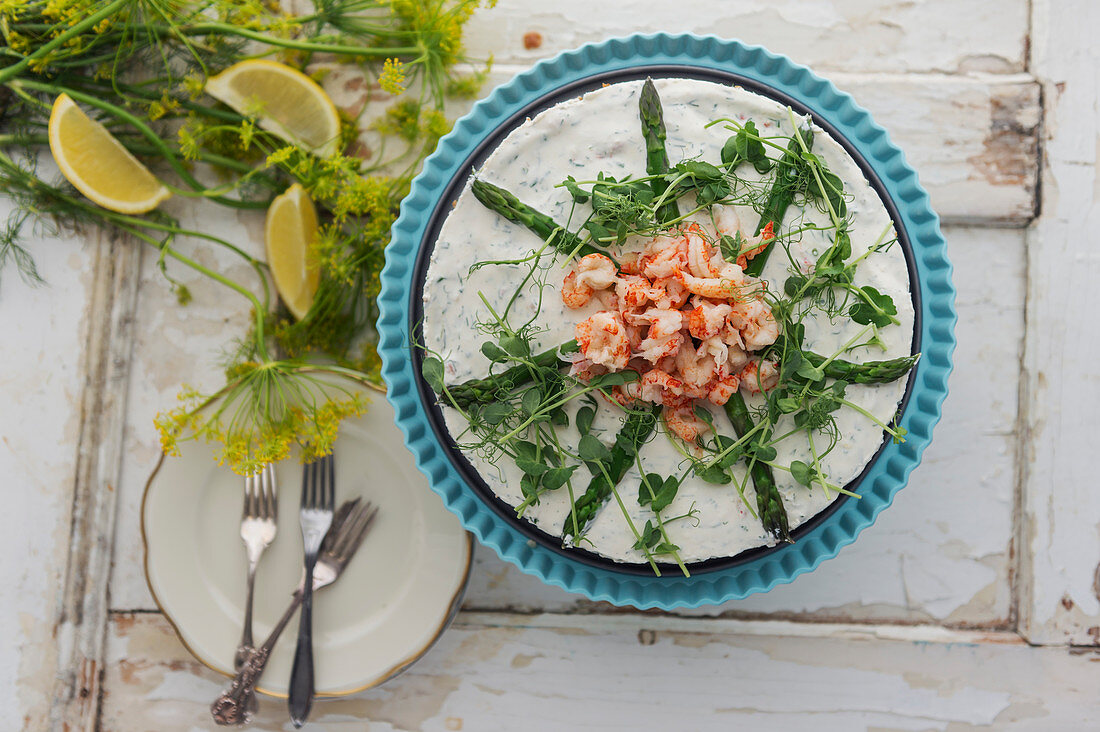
xmin=211 ymin=590 xmax=303 ymax=726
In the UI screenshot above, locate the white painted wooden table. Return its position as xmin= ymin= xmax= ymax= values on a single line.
xmin=5 ymin=1 xmax=1100 ymax=729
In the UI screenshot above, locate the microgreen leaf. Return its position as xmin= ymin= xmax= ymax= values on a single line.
xmin=721 ymin=121 xmax=772 ymax=173
xmin=749 ymin=441 xmax=777 ymax=463
xmin=695 ymin=463 xmax=731 ymax=484
xmin=563 ymin=175 xmax=590 ymax=203
xmin=780 ymin=349 xmax=804 ymax=381
xmin=790 ymin=460 xmax=813 ymax=487
xmin=575 ymin=406 xmax=596 ymax=435
xmin=788 ymin=322 xmax=806 ymax=348
xmin=638 ymin=473 xmax=662 ymax=507
xmin=520 ymin=474 xmax=539 ymax=502
xmin=520 ymin=388 xmax=542 ymax=416
xmin=849 ymin=286 xmax=897 ymax=327
xmin=513 ymin=440 xmax=539 ymax=461
xmin=784 ymin=274 xmax=807 ymax=297
xmin=422 ymin=356 xmax=445 ymax=393
xmin=480 ymin=341 xmax=509 ymax=362
xmin=719 ymin=231 xmax=746 ymax=263
xmin=515 ymin=459 xmax=549 ymax=477
xmin=578 ymin=434 xmax=612 ymax=463
xmin=482 ymin=401 xmax=511 ymax=425
xmin=541 ymin=466 xmax=577 ymax=491
xmin=796 ymin=362 xmax=825 ymax=382
xmin=632 ymin=520 xmax=663 ymax=550
xmin=777 ymin=396 xmax=802 ymax=414
xmin=650 ymin=476 xmax=679 ymax=512
xmin=499 ymin=333 xmax=530 ymax=358
xmin=713 ymin=435 xmax=743 ymax=469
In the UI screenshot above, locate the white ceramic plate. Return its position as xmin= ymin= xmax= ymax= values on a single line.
xmin=142 ymin=385 xmax=472 ymax=697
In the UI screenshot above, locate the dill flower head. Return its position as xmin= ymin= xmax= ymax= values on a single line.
xmin=379 ymin=58 xmax=407 ymax=95
xmin=155 ymin=361 xmax=371 ymax=475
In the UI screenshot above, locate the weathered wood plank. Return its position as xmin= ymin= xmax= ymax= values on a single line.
xmin=1019 ymin=0 xmax=1100 ymax=645
xmin=0 ymin=210 xmax=101 ymax=728
xmin=102 ymin=612 xmax=1100 ymax=731
xmin=461 ymin=0 xmax=1030 ymax=75
xmin=464 ymin=227 xmax=1022 ymax=626
xmin=49 ymin=229 xmax=143 ymax=732
xmin=109 ymin=214 xmax=1023 ymax=630
xmin=831 ymin=73 xmax=1040 ymax=226
xmin=326 ymin=64 xmax=1040 ymax=227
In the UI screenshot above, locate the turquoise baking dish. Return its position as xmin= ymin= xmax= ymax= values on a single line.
xmin=377 ymin=34 xmax=955 ymax=609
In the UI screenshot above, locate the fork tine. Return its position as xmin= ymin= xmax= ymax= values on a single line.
xmin=325 ymin=454 xmax=335 ymax=511
xmin=247 ymin=472 xmax=261 ymax=518
xmin=313 ymin=460 xmax=322 ymax=507
xmin=321 ymin=498 xmax=359 ymax=552
xmin=335 ymin=502 xmax=378 ymax=559
xmin=263 ymin=464 xmax=276 ymax=520
xmin=242 ymin=473 xmax=251 ymax=519
xmin=329 ymin=503 xmax=360 ymax=556
xmin=302 ymin=461 xmax=313 ymax=509
xmin=344 ymin=504 xmax=378 ymax=558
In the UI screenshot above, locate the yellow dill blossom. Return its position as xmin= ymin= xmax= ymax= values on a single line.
xmin=238 ymin=118 xmax=256 ymax=150
xmin=375 ymin=99 xmax=423 ymax=143
xmin=147 ymin=91 xmax=180 ymax=122
xmin=177 ymin=121 xmax=202 ymax=161
xmin=265 ymin=146 xmax=296 ymax=167
xmin=313 ymin=223 xmax=357 ymax=286
xmin=155 ymin=361 xmax=371 ymax=475
xmin=180 ymin=73 xmax=205 ymax=100
xmin=379 ymin=58 xmax=407 ymax=95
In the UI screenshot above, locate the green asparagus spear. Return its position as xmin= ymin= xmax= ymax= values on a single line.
xmin=440 ymin=337 xmax=915 ymax=407
xmin=445 ymin=340 xmax=578 ymax=409
xmin=799 ymin=349 xmax=920 ymax=385
xmin=724 ymin=394 xmax=791 ymax=543
xmin=471 ymin=179 xmax=607 ymax=260
xmin=744 ymin=127 xmax=814 ymax=277
xmin=562 ymin=405 xmax=660 ymax=540
xmin=639 ymin=78 xmax=680 ymax=226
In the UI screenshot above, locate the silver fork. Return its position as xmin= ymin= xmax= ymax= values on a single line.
xmin=234 ymin=464 xmax=278 ymax=670
xmin=288 ymin=454 xmax=335 ymax=727
xmin=211 ymin=498 xmax=379 ymax=726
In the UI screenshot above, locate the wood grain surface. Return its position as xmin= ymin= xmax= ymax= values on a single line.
xmin=4 ymin=0 xmax=1099 ymax=728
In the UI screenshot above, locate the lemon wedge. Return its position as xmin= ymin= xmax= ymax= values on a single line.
xmin=205 ymin=59 xmax=341 ymax=158
xmin=48 ymin=93 xmax=171 ymax=214
xmin=266 ymin=183 xmax=321 ymax=320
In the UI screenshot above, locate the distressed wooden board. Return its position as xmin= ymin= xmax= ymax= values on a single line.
xmin=108 ymin=212 xmax=1021 ymax=628
xmin=828 ymin=73 xmax=1040 ymax=226
xmin=463 ymin=227 xmax=1022 ymax=625
xmin=0 ymin=204 xmax=95 ymax=729
xmin=49 ymin=227 xmax=143 ymax=732
xmin=325 ymin=63 xmax=1039 ymax=226
xmin=109 ymin=69 xmax=1040 ymax=610
xmin=461 ymin=0 xmax=1029 ymax=75
xmin=1019 ymin=0 xmax=1100 ymax=646
xmin=102 ymin=612 xmax=1100 ymax=731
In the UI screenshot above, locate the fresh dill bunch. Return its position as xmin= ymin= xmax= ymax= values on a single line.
xmin=0 ymin=0 xmax=495 ymax=473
